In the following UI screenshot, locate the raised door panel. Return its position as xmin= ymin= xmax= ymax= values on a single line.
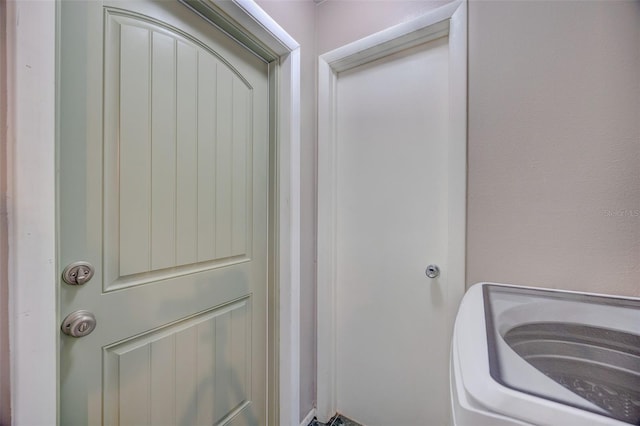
xmin=103 ymin=299 xmax=251 ymax=426
xmin=103 ymin=10 xmax=252 ymax=291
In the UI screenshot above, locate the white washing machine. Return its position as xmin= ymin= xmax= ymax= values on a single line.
xmin=450 ymin=282 xmax=640 ymax=426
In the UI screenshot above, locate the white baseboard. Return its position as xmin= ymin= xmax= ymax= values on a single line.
xmin=300 ymin=408 xmax=317 ymax=426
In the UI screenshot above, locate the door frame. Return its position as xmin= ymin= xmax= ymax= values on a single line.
xmin=3 ymin=0 xmax=301 ymax=424
xmin=316 ymin=1 xmax=467 ymax=421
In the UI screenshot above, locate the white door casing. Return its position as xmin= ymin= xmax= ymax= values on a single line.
xmin=316 ymin=1 xmax=467 ymax=423
xmin=4 ymin=0 xmax=301 ymax=424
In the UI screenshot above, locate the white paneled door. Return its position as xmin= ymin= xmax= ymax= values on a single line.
xmin=58 ymin=1 xmax=269 ymax=424
xmin=334 ymin=37 xmax=453 ymax=425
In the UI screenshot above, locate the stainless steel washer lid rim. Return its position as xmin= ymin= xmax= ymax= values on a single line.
xmin=453 ymin=282 xmax=633 ymax=426
xmin=484 ymin=284 xmax=640 ymax=425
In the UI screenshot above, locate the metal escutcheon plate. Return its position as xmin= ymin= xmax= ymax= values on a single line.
xmin=62 ymin=261 xmax=95 ymax=285
xmin=425 ymin=264 xmax=440 ymax=279
xmin=61 ymin=310 xmax=97 ymax=338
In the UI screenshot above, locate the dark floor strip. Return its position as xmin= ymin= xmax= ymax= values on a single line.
xmin=309 ymin=414 xmax=364 ymax=426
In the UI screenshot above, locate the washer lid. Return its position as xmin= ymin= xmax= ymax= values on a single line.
xmin=484 ymin=285 xmax=640 ymax=425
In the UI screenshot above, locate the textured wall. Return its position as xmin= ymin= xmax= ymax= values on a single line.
xmin=256 ymin=0 xmax=451 ymax=421
xmin=255 ymin=0 xmax=640 ymax=422
xmin=467 ymin=0 xmax=640 ymax=296
xmin=316 ymin=0 xmax=450 ymax=54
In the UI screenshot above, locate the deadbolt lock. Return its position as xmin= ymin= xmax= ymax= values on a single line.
xmin=61 ymin=310 xmax=97 ymax=338
xmin=62 ymin=261 xmax=95 ymax=285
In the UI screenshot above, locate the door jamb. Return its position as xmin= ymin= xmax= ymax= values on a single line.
xmin=315 ymin=1 xmax=467 ymax=421
xmin=3 ymin=0 xmax=301 ymax=424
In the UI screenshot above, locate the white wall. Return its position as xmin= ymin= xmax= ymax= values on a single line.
xmin=259 ymin=1 xmax=640 ymax=421
xmin=257 ymin=0 xmax=447 ymax=420
xmin=316 ymin=0 xmax=450 ymax=54
xmin=467 ymin=0 xmax=640 ymax=297
xmin=257 ymin=1 xmax=453 ymax=421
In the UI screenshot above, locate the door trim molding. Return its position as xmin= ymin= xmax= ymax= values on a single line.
xmin=316 ymin=2 xmax=467 ymax=421
xmin=4 ymin=1 xmax=300 ymax=424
